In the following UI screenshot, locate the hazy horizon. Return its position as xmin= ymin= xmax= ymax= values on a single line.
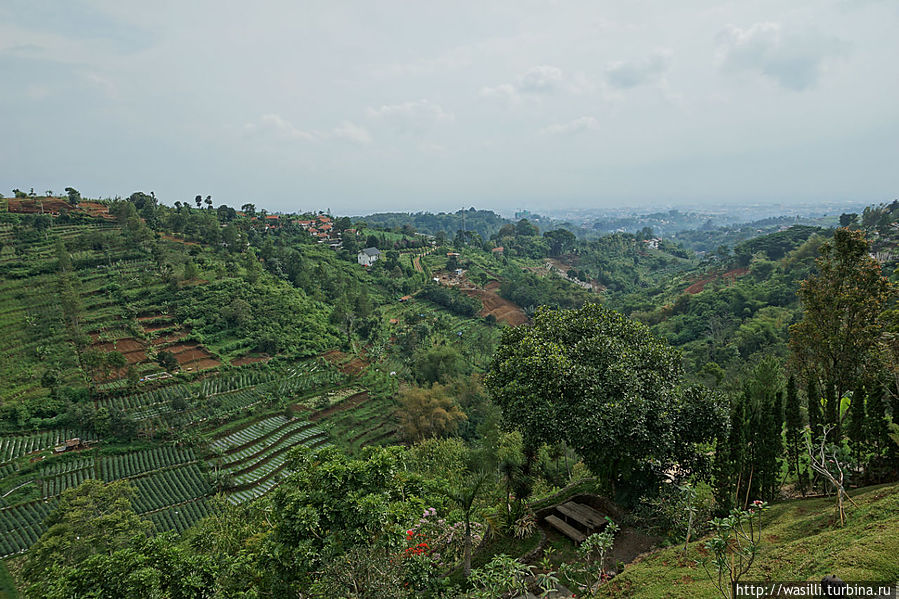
xmin=2 ymin=1 xmax=898 ymax=214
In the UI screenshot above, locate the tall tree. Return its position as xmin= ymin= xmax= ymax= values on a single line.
xmin=486 ymin=303 xmax=726 ymax=495
xmin=789 ymin=228 xmax=894 ymax=435
xmin=784 ymin=375 xmax=804 ymax=491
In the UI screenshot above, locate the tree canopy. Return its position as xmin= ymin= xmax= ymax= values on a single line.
xmin=485 ymin=303 xmax=727 ymax=494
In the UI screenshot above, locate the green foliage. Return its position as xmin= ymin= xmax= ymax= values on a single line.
xmin=412 ymin=345 xmax=468 ymax=385
xmin=486 ymin=303 xmax=727 ymax=496
xmin=790 ymin=228 xmax=894 ymax=410
xmin=176 ymin=278 xmax=338 ymax=356
xmin=419 ymin=283 xmax=481 ymax=317
xmin=22 ymin=480 xmax=153 ymax=595
xmin=264 ymin=445 xmax=430 ymax=592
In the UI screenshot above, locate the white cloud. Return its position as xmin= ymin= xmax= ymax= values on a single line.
xmin=479 ymin=83 xmax=520 ymax=104
xmin=517 ymin=65 xmax=564 ymax=93
xmin=540 ymin=116 xmax=600 ymax=136
xmin=244 ymin=114 xmax=371 ymax=144
xmin=717 ymin=23 xmax=848 ymax=91
xmin=605 ymin=50 xmax=671 ymax=89
xmin=481 ymin=65 xmax=573 ymax=104
xmin=333 ymin=120 xmax=372 ymax=144
xmin=365 ymin=99 xmax=453 ymax=133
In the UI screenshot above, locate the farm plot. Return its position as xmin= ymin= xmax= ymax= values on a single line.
xmin=0 ymin=429 xmax=92 ymax=463
xmin=40 ymin=467 xmax=93 ymax=497
xmin=0 ymin=499 xmax=57 ymax=558
xmin=225 ymin=428 xmax=327 ymax=488
xmin=146 ymin=497 xmax=211 ymax=534
xmin=131 ymin=463 xmax=211 ymax=514
xmin=220 ymin=421 xmax=320 ymax=468
xmin=211 ymin=416 xmax=291 ymax=452
xmin=101 ymin=447 xmax=196 ymax=481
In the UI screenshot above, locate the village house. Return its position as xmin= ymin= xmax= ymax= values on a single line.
xmin=358 ymin=247 xmax=381 ymax=266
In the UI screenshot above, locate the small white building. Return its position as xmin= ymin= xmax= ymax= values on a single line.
xmin=358 ymin=247 xmax=381 ymax=266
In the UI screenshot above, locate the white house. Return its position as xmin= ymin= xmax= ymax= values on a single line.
xmin=358 ymin=247 xmax=381 ymax=266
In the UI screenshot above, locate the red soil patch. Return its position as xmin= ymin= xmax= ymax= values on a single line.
xmin=322 ymin=350 xmax=368 ymax=375
xmin=308 ymin=392 xmax=370 ymax=422
xmin=231 ymin=355 xmax=270 ymax=367
xmin=461 ymin=285 xmax=528 ymax=326
xmin=7 ymin=197 xmax=71 ymax=214
xmin=684 ymin=267 xmax=749 ymax=295
xmin=175 ymin=348 xmax=213 ymax=364
xmin=123 ymin=350 xmax=146 ymax=364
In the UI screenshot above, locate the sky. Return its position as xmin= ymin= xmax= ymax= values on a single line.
xmin=1 ymin=0 xmax=898 ymax=215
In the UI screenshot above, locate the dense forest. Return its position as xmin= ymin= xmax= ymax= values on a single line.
xmin=0 ymin=190 xmax=898 ymax=598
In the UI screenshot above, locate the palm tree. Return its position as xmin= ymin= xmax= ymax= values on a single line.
xmin=443 ymin=470 xmax=489 ymax=579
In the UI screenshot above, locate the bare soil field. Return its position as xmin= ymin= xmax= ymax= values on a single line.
xmin=231 ymin=355 xmax=270 ymax=366
xmin=684 ymin=267 xmax=749 ymax=294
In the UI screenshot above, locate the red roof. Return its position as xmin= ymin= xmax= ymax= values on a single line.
xmin=492 ymin=246 xmax=504 ymax=252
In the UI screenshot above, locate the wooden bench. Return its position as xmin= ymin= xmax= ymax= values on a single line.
xmin=560 ymin=501 xmax=607 ymax=529
xmin=544 ymin=514 xmax=587 ymax=543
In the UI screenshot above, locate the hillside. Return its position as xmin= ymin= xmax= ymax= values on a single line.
xmin=599 ymin=483 xmax=899 ymax=597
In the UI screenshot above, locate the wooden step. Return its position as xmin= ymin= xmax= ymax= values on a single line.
xmin=544 ymin=514 xmax=586 ymax=543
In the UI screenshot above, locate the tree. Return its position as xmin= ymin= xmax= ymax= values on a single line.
xmin=22 ymin=480 xmax=153 ymax=595
xmin=543 ymin=229 xmax=576 ymax=257
xmin=195 ymin=195 xmax=202 ymax=208
xmin=442 ymin=470 xmax=489 ymax=580
xmin=241 ymin=203 xmax=256 ymax=218
xmin=265 ymin=446 xmax=429 ymax=593
xmin=784 ymin=375 xmax=804 ymax=490
xmin=157 ymin=350 xmax=178 ymax=372
xmin=789 ymin=228 xmax=894 ymax=432
xmin=243 ymin=248 xmax=262 ymax=284
xmin=64 ymin=187 xmax=81 ymax=206
xmin=412 ymin=345 xmax=466 ymax=385
xmin=839 ymin=213 xmax=858 ymax=227
xmin=486 ymin=303 xmax=727 ymax=494
xmin=396 ymin=384 xmax=467 ymax=442
xmin=515 ymin=218 xmax=539 ymax=236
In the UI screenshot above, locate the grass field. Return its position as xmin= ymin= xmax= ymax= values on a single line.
xmin=597 ymin=483 xmax=899 ymax=598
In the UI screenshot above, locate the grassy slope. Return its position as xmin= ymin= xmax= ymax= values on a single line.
xmin=599 ymin=483 xmax=899 ymax=598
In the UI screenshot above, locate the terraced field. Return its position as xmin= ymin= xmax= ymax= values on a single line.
xmin=211 ymin=415 xmax=329 ymax=505
xmin=132 ymin=464 xmax=210 ymax=513
xmin=0 ymin=499 xmax=57 ymax=558
xmin=0 ymin=429 xmax=93 ymax=464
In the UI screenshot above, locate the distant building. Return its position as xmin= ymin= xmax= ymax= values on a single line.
xmin=358 ymin=247 xmax=381 ymax=266
xmin=491 ymin=246 xmax=504 ymax=255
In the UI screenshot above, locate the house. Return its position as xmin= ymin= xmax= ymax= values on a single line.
xmin=491 ymin=246 xmax=504 ymax=255
xmin=399 ymin=295 xmax=412 ymax=302
xmin=358 ymin=247 xmax=381 ymax=266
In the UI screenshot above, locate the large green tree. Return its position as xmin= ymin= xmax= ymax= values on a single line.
xmin=485 ymin=303 xmax=727 ymax=494
xmin=789 ymin=228 xmax=894 ymax=432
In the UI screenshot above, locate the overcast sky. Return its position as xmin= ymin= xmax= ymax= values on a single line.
xmin=1 ymin=0 xmax=897 ymax=215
